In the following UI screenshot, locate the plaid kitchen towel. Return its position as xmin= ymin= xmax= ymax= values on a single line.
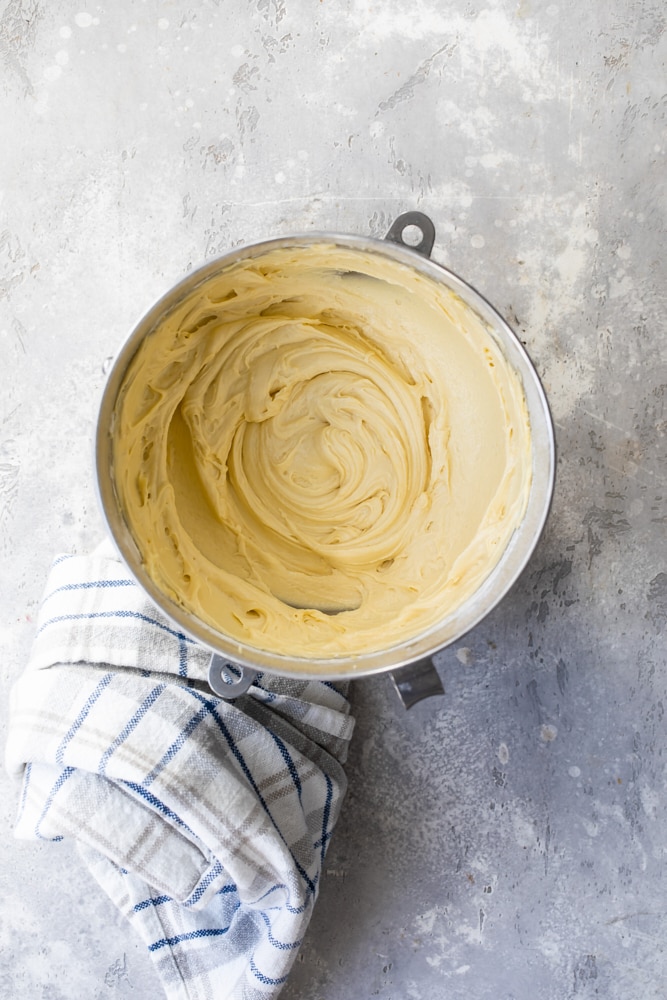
xmin=5 ymin=545 xmax=355 ymax=1000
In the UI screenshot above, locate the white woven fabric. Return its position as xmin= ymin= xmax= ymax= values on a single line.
xmin=6 ymin=547 xmax=355 ymax=1000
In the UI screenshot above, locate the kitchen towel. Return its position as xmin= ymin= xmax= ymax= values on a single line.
xmin=5 ymin=544 xmax=355 ymax=1000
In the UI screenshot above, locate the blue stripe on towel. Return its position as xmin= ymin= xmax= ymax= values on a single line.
xmin=184 ymin=860 xmax=225 ymax=908
xmin=148 ymin=922 xmax=237 ymax=953
xmin=250 ymin=958 xmax=290 ymax=987
xmin=37 ymin=610 xmax=194 ymax=645
xmin=42 ymin=579 xmax=135 ymax=605
xmin=134 ymin=894 xmax=172 ymax=913
xmin=217 ymin=883 xmax=238 ymax=895
xmin=98 ymin=685 xmax=166 ymax=776
xmin=317 ymin=774 xmax=334 ymax=867
xmin=253 ymin=882 xmax=310 ymax=916
xmin=55 ymin=673 xmax=114 ymax=766
xmin=120 ymin=781 xmax=197 ymax=838
xmin=257 ymin=912 xmax=302 ymax=951
xmin=142 ymin=705 xmax=208 ymax=788
xmin=178 ymin=635 xmax=189 ymax=677
xmin=322 ymin=680 xmax=346 ymax=696
xmin=267 ymin=730 xmax=302 ymax=802
xmin=250 ymin=677 xmax=277 ymax=702
xmin=183 ymin=688 xmax=318 ymax=898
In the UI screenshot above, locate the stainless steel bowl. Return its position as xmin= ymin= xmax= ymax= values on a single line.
xmin=96 ymin=212 xmax=555 ymax=707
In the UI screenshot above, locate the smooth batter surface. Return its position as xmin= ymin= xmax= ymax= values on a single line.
xmin=112 ymin=243 xmax=532 ymax=657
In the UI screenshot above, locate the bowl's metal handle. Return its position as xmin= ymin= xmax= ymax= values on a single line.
xmin=208 ymin=653 xmax=259 ymax=699
xmin=390 ymin=657 xmax=444 ymax=709
xmin=209 ymin=651 xmax=443 ymax=708
xmin=385 ymin=212 xmax=436 ymax=259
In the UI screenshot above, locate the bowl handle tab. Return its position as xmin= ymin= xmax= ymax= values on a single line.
xmin=390 ymin=657 xmax=444 ymax=709
xmin=208 ymin=653 xmax=259 ymax=699
xmin=385 ymin=212 xmax=436 ymax=259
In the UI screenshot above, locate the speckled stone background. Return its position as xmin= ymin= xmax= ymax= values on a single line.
xmin=1 ymin=0 xmax=666 ymax=997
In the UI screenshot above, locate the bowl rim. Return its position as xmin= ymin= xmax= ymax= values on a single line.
xmin=95 ymin=227 xmax=556 ymax=680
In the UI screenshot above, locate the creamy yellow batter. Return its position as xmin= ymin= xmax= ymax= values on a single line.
xmin=112 ymin=243 xmax=532 ymax=658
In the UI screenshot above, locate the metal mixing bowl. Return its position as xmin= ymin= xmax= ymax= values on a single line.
xmin=95 ymin=212 xmax=555 ymax=707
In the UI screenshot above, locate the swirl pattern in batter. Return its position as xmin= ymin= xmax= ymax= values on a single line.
xmin=112 ymin=243 xmax=532 ymax=658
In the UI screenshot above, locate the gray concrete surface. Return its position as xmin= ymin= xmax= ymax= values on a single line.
xmin=1 ymin=0 xmax=666 ymax=997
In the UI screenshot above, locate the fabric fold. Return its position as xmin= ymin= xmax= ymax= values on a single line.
xmin=6 ymin=548 xmax=355 ymax=1000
